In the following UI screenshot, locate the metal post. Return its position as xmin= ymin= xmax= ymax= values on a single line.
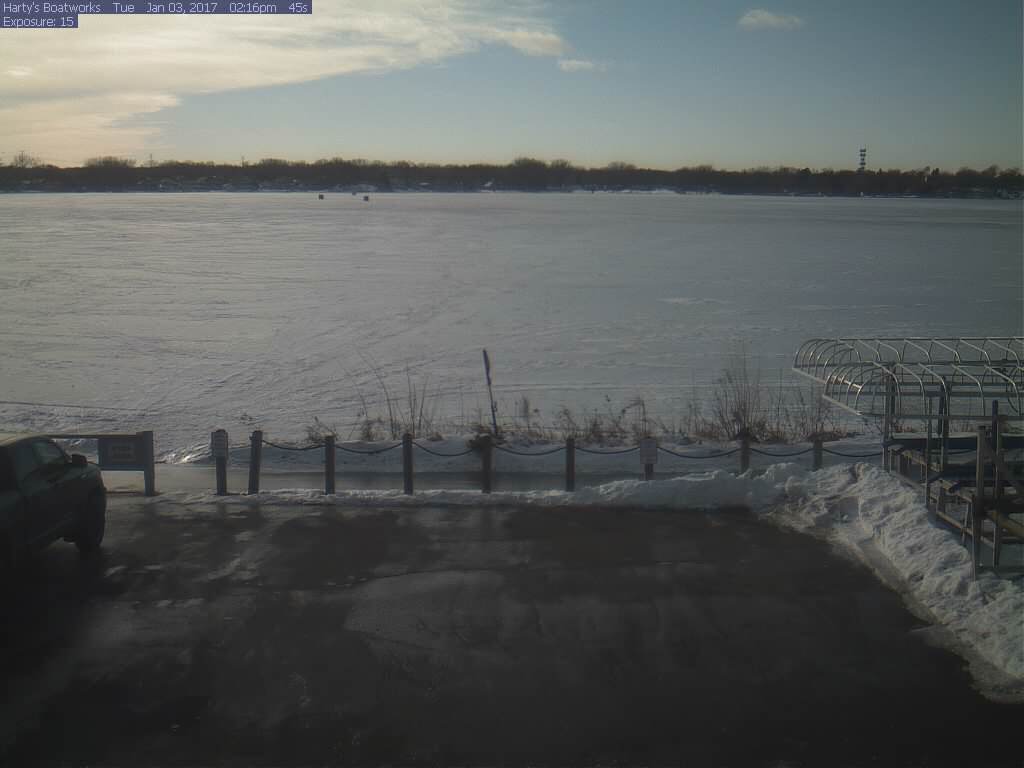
xmin=402 ymin=433 xmax=413 ymax=495
xmin=938 ymin=389 xmax=949 ymax=472
xmin=924 ymin=398 xmax=932 ymax=509
xmin=565 ymin=437 xmax=575 ymax=492
xmin=992 ymin=407 xmax=1003 ymax=568
xmin=141 ymin=430 xmax=156 ymax=497
xmin=812 ymin=436 xmax=823 ymax=471
xmin=972 ymin=425 xmax=986 ymax=579
xmin=882 ymin=373 xmax=893 ymax=472
xmin=248 ymin=430 xmax=263 ymax=495
xmin=739 ymin=431 xmax=750 ymax=474
xmin=481 ymin=434 xmax=492 ymax=494
xmin=324 ymin=434 xmax=336 ymax=495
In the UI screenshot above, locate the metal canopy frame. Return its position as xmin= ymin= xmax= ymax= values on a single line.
xmin=793 ymin=337 xmax=1024 ymax=420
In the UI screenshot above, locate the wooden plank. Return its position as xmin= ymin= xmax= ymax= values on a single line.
xmin=988 ymin=507 xmax=1024 ymax=540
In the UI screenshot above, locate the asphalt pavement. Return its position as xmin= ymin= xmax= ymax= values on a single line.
xmin=0 ymin=496 xmax=1020 ymax=767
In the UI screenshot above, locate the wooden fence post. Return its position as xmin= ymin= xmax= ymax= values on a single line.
xmin=481 ymin=434 xmax=492 ymax=494
xmin=739 ymin=431 xmax=750 ymax=474
xmin=402 ymin=433 xmax=414 ymax=495
xmin=141 ymin=430 xmax=156 ymax=497
xmin=812 ymin=436 xmax=823 ymax=471
xmin=324 ymin=434 xmax=336 ymax=495
xmin=212 ymin=429 xmax=228 ymax=496
xmin=565 ymin=437 xmax=575 ymax=492
xmin=248 ymin=430 xmax=263 ymax=495
xmin=972 ymin=425 xmax=986 ymax=578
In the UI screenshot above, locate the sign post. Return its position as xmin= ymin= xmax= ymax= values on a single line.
xmin=95 ymin=431 xmax=156 ymax=496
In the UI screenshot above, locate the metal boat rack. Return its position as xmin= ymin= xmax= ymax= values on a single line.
xmin=793 ymin=337 xmax=1024 ymax=421
xmin=795 ymin=338 xmax=1024 ymax=578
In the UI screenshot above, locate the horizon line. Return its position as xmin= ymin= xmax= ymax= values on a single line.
xmin=8 ymin=156 xmax=1020 ymax=174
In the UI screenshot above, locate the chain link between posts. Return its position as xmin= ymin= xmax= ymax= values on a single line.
xmin=261 ymin=438 xmax=402 ymax=455
xmin=820 ymin=447 xmax=883 ymax=458
xmin=657 ymin=445 xmax=741 ymax=459
xmin=575 ymin=445 xmax=640 ymax=455
xmin=261 ymin=439 xmax=323 ymax=452
xmin=748 ymin=446 xmax=814 ymax=458
xmin=494 ymin=444 xmax=566 ymax=457
xmin=412 ymin=442 xmax=476 ymax=458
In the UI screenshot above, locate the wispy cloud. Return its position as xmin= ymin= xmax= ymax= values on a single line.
xmin=0 ymin=1 xmax=569 ymax=165
xmin=557 ymin=58 xmax=603 ymax=73
xmin=737 ymin=9 xmax=805 ymax=31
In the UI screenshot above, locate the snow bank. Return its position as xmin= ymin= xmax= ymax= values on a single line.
xmin=776 ymin=464 xmax=1024 ymax=687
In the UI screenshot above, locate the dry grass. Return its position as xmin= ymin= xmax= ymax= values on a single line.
xmin=305 ymin=353 xmax=854 ymax=446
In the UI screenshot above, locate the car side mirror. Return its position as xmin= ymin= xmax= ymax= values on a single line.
xmin=71 ymin=454 xmax=88 ymax=467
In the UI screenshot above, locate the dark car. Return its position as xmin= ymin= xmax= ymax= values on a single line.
xmin=0 ymin=433 xmax=106 ymax=571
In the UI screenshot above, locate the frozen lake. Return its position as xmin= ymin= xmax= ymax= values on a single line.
xmin=0 ymin=192 xmax=1020 ymax=460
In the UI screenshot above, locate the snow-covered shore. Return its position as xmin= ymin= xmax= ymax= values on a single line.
xmin=151 ymin=461 xmax=1023 ymax=696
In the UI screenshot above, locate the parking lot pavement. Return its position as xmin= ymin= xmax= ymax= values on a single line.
xmin=1 ymin=496 xmax=1021 ymax=767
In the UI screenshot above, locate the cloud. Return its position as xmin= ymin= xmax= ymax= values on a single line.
xmin=0 ymin=1 xmax=569 ymax=165
xmin=557 ymin=58 xmax=604 ymax=73
xmin=737 ymin=9 xmax=805 ymax=30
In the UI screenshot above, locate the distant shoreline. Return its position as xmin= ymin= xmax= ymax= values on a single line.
xmin=3 ymin=158 xmax=1020 ymax=198
xmin=1 ymin=188 xmax=1019 ymax=200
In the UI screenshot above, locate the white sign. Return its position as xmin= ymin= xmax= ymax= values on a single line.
xmin=639 ymin=437 xmax=658 ymax=464
xmin=211 ymin=429 xmax=229 ymax=460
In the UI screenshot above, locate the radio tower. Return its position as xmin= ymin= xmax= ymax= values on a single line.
xmin=857 ymin=147 xmax=867 ymax=173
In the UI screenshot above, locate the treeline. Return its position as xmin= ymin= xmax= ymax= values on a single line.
xmin=1 ymin=153 xmax=1021 ymax=196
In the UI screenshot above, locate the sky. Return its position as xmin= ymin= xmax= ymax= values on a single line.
xmin=1 ymin=0 xmax=1021 ymax=170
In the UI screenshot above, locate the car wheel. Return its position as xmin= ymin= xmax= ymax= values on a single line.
xmin=75 ymin=491 xmax=106 ymax=555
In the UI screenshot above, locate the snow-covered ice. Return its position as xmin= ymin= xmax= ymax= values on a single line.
xmin=1 ymin=193 xmax=1020 ymax=465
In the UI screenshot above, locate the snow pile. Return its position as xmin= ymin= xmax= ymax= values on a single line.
xmin=569 ymin=463 xmax=806 ymax=509
xmin=777 ymin=464 xmax=1023 ymax=684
